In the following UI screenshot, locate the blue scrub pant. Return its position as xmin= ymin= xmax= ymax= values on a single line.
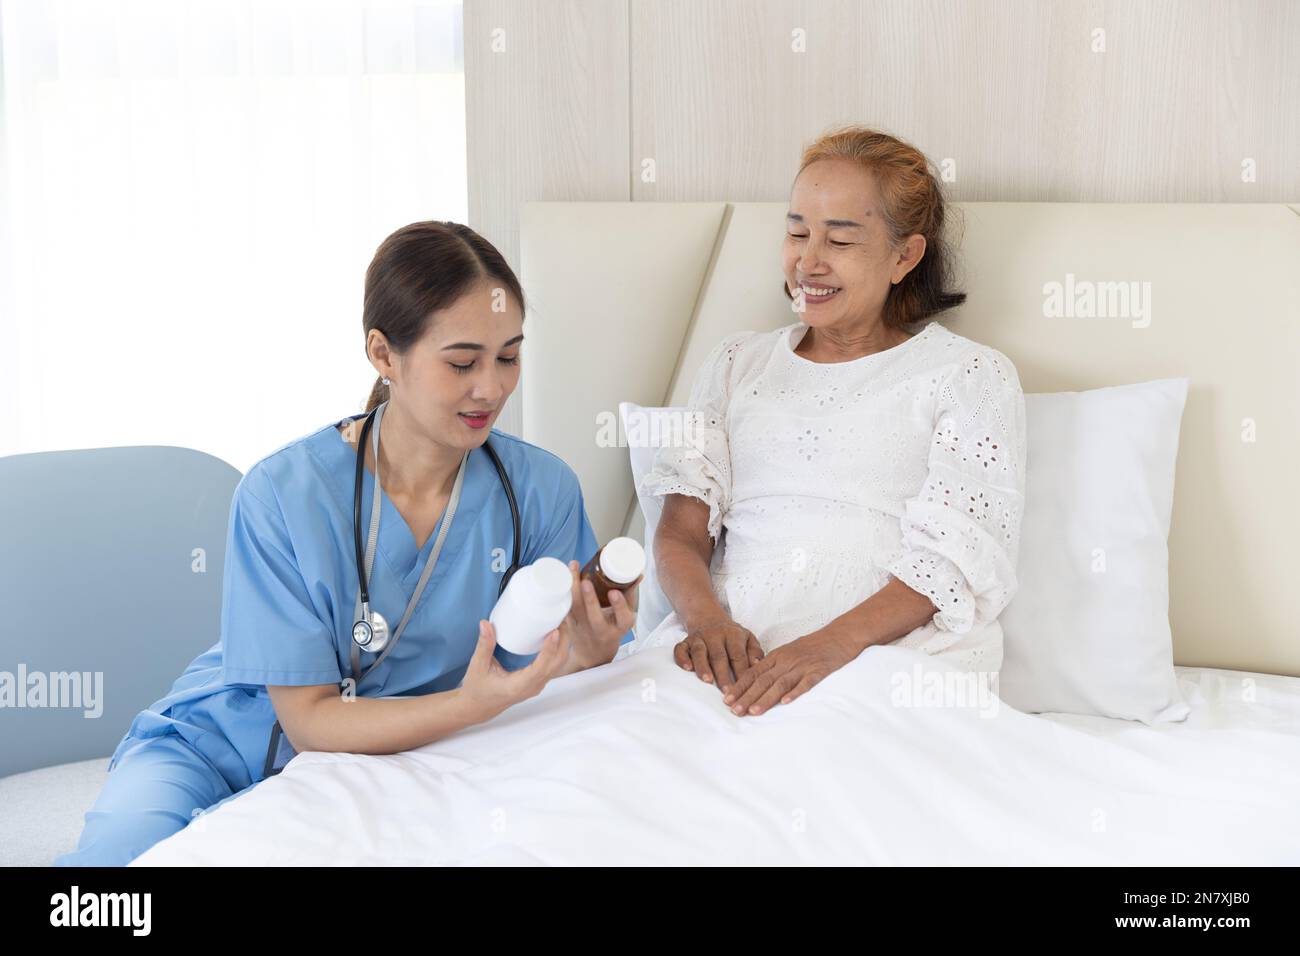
xmin=54 ymin=733 xmax=255 ymax=867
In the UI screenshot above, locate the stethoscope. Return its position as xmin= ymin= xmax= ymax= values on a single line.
xmin=263 ymin=400 xmax=521 ymax=780
xmin=347 ymin=400 xmax=521 ymax=687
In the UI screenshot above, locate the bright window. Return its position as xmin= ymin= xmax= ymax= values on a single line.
xmin=1 ymin=0 xmax=467 ymax=473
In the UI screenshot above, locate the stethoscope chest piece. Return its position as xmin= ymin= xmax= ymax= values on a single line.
xmin=352 ymin=608 xmax=390 ymax=654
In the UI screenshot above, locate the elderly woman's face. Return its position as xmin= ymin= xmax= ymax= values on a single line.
xmin=782 ymin=158 xmax=922 ymax=331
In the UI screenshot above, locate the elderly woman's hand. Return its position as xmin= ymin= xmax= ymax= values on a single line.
xmin=673 ymin=619 xmax=764 ymax=694
xmin=722 ymin=629 xmax=858 ymax=716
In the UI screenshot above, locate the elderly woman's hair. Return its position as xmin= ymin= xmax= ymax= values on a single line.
xmin=786 ymin=126 xmax=965 ymax=330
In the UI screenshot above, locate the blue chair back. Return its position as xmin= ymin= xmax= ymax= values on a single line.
xmin=0 ymin=446 xmax=241 ymax=777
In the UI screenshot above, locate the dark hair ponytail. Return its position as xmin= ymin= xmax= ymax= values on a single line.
xmin=361 ymin=221 xmax=526 ymax=411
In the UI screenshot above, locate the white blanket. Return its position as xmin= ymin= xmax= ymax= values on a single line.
xmin=132 ymin=644 xmax=1300 ymax=865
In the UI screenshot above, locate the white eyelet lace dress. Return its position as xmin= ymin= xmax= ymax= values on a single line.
xmin=632 ymin=319 xmax=1028 ymax=675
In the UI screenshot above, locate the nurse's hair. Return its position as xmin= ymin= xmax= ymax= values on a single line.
xmin=784 ymin=126 xmax=966 ymax=331
xmin=362 ymin=221 xmax=526 ymax=412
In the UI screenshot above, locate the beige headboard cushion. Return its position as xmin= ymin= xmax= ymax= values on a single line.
xmin=520 ymin=201 xmax=1300 ymax=676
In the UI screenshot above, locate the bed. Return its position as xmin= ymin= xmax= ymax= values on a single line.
xmin=133 ymin=200 xmax=1300 ymax=866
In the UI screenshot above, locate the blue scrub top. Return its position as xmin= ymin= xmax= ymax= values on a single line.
xmin=109 ymin=414 xmax=616 ymax=790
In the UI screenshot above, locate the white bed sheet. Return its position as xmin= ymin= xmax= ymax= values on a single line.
xmin=132 ymin=644 xmax=1300 ymax=866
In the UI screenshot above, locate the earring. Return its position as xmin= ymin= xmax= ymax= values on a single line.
xmin=382 ymin=377 xmax=390 ymax=386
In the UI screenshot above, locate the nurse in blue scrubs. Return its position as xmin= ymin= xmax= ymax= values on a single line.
xmin=56 ymin=220 xmax=638 ymax=867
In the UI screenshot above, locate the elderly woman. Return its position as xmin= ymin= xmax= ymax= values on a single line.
xmin=635 ymin=126 xmax=1027 ymax=718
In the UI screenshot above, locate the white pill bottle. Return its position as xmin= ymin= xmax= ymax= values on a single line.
xmin=489 ymin=556 xmax=574 ymax=655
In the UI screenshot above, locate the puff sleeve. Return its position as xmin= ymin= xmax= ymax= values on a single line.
xmin=636 ymin=331 xmax=750 ymax=545
xmin=886 ymin=347 xmax=1028 ymax=634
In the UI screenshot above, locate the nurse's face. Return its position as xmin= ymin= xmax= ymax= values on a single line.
xmin=782 ymin=158 xmax=925 ymax=333
xmin=376 ymin=279 xmax=524 ymax=450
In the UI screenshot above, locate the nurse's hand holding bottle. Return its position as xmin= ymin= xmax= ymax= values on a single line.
xmin=555 ymin=559 xmax=641 ymax=674
xmin=458 ymin=620 xmax=572 ymax=722
xmin=271 ymin=576 xmax=632 ymax=757
xmin=460 ymin=562 xmax=639 ymax=721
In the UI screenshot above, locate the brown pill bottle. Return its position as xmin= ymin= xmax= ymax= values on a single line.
xmin=579 ymin=537 xmax=646 ymax=607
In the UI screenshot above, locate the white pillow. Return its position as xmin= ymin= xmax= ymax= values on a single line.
xmin=619 ymin=401 xmax=724 ymax=641
xmin=998 ymin=378 xmax=1191 ymax=724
